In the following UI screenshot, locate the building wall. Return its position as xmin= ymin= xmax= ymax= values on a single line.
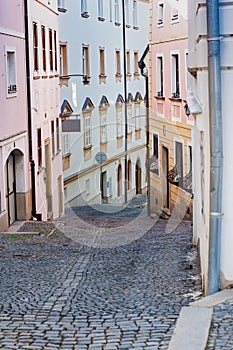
xmin=28 ymin=0 xmax=64 ymax=220
xmin=149 ymin=0 xmax=193 ymax=219
xmin=59 ymin=0 xmax=150 ymax=206
xmin=189 ymin=0 xmax=233 ymax=292
xmin=0 ymin=0 xmax=31 ymax=231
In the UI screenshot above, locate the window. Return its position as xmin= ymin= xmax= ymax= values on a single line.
xmin=82 ymin=44 xmax=90 ymax=84
xmin=60 ymin=42 xmax=68 ymax=77
xmin=84 ymin=116 xmax=91 ymax=147
xmin=114 ymin=0 xmax=120 ymax=25
xmin=116 ymin=49 xmax=121 ymax=77
xmin=54 ymin=31 xmax=58 ymax=72
xmin=153 ymin=134 xmax=159 ymax=175
xmin=125 ymin=0 xmax=130 ymax=26
xmin=117 ymin=163 xmax=122 ymax=197
xmin=188 ymin=145 xmax=192 ymax=173
xmin=6 ymin=49 xmax=17 ymax=95
xmin=127 ymin=104 xmax=133 ymax=133
xmin=117 ymin=108 xmax=123 ymax=137
xmin=62 ymin=134 xmax=70 ymax=155
xmin=58 ymin=0 xmax=67 ymax=12
xmin=81 ymin=0 xmax=89 ymax=18
xmin=98 ymin=0 xmax=104 ymax=20
xmin=175 ymin=141 xmax=183 ymax=187
xmin=158 ymin=3 xmax=164 ymax=25
xmin=171 ymin=7 xmax=179 ymax=22
xmin=157 ymin=56 xmax=164 ymax=97
xmin=33 ymin=22 xmax=39 ymax=72
xmin=126 ymin=50 xmax=131 ymax=76
xmin=41 ymin=25 xmax=46 ymax=72
xmin=127 ymin=159 xmax=132 ymax=190
xmin=134 ymin=103 xmax=141 ymax=130
xmin=51 ymin=120 xmax=55 ymax=156
xmin=85 ymin=179 xmax=90 ymax=195
xmin=171 ymin=53 xmax=180 ymax=98
xmin=133 ymin=0 xmax=138 ymax=29
xmin=101 ymin=112 xmax=107 ymax=143
xmin=49 ymin=29 xmax=53 ymax=71
xmin=99 ymin=48 xmax=105 ymax=77
xmin=56 ymin=118 xmax=60 ymax=152
xmin=37 ymin=128 xmax=42 ymax=168
xmin=133 ymin=51 xmax=139 ymax=78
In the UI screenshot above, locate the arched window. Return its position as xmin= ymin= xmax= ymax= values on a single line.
xmin=117 ymin=163 xmax=122 ymax=197
xmin=127 ymin=159 xmax=132 ymax=190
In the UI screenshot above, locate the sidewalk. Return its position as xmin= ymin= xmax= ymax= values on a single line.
xmin=168 ymin=289 xmax=233 ymax=350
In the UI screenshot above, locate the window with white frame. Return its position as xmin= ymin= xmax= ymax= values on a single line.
xmin=101 ymin=112 xmax=107 ymax=142
xmin=117 ymin=108 xmax=123 ymax=137
xmin=134 ymin=51 xmax=139 ymax=77
xmin=157 ymin=3 xmax=164 ymax=25
xmin=98 ymin=0 xmax=104 ymax=20
xmin=134 ymin=103 xmax=141 ymax=130
xmin=125 ymin=0 xmax=130 ymax=26
xmin=62 ymin=134 xmax=70 ymax=155
xmin=59 ymin=42 xmax=68 ymax=77
xmin=157 ymin=56 xmax=164 ymax=97
xmin=99 ymin=47 xmax=106 ymax=77
xmin=82 ymin=44 xmax=90 ymax=84
xmin=54 ymin=30 xmax=58 ymax=72
xmin=110 ymin=0 xmax=113 ymax=21
xmin=171 ymin=53 xmax=180 ymax=98
xmin=33 ymin=22 xmax=39 ymax=72
xmin=114 ymin=0 xmax=120 ymax=25
xmin=116 ymin=49 xmax=121 ymax=76
xmin=6 ymin=48 xmax=17 ymax=95
xmin=171 ymin=7 xmax=179 ymax=22
xmin=127 ymin=104 xmax=133 ymax=133
xmin=126 ymin=50 xmax=131 ymax=76
xmin=81 ymin=0 xmax=89 ymax=18
xmin=84 ymin=116 xmax=91 ymax=147
xmin=41 ymin=25 xmax=46 ymax=72
xmin=56 ymin=118 xmax=60 ymax=152
xmin=133 ymin=0 xmax=138 ymax=29
xmin=49 ymin=28 xmax=53 ymax=72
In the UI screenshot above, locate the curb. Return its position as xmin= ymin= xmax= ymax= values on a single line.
xmin=168 ymin=289 xmax=233 ymax=350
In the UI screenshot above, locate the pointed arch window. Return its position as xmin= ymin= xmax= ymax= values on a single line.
xmin=127 ymin=93 xmax=134 ymax=133
xmin=134 ymin=92 xmax=143 ymax=130
xmin=82 ymin=97 xmax=94 ymax=148
xmin=99 ymin=96 xmax=110 ymax=143
xmin=116 ymin=94 xmax=124 ymax=137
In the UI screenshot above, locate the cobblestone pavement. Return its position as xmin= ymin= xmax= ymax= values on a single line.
xmin=0 ymin=201 xmax=201 ymax=350
xmin=206 ymin=301 xmax=233 ymax=349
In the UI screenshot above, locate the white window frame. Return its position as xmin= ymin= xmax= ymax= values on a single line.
xmin=133 ymin=0 xmax=138 ymax=29
xmin=157 ymin=2 xmax=164 ymax=26
xmin=114 ymin=0 xmax=120 ymax=24
xmin=134 ymin=102 xmax=141 ymax=130
xmin=101 ymin=112 xmax=107 ymax=143
xmin=127 ymin=104 xmax=133 ymax=133
xmin=81 ymin=0 xmax=89 ymax=17
xmin=5 ymin=46 xmax=17 ymax=97
xmin=62 ymin=134 xmax=70 ymax=155
xmin=171 ymin=51 xmax=180 ymax=99
xmin=156 ymin=54 xmax=164 ymax=97
xmin=84 ymin=115 xmax=91 ymax=147
xmin=98 ymin=0 xmax=104 ymax=19
xmin=117 ymin=108 xmax=123 ymax=137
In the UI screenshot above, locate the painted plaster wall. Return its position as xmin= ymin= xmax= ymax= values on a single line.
xmin=59 ymin=0 xmax=149 ymax=205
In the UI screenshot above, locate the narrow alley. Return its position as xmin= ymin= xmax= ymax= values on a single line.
xmin=0 ymin=200 xmax=201 ymax=350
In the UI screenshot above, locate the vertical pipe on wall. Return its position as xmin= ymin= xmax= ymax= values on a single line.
xmin=206 ymin=0 xmax=223 ymax=295
xmin=122 ymin=0 xmax=128 ymax=204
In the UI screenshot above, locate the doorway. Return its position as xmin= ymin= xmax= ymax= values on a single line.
xmin=162 ymin=146 xmax=169 ymax=208
xmin=101 ymin=170 xmax=107 ymax=203
xmin=135 ymin=159 xmax=142 ymax=194
xmin=6 ymin=153 xmax=17 ymax=226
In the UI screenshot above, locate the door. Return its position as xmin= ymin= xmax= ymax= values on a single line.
xmin=6 ymin=153 xmax=17 ymax=226
xmin=101 ymin=171 xmax=107 ymax=203
xmin=136 ymin=160 xmax=142 ymax=194
xmin=162 ymin=146 xmax=169 ymax=208
xmin=45 ymin=142 xmax=53 ymax=216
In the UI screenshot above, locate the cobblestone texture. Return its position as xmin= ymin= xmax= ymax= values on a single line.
xmin=0 ymin=199 xmax=201 ymax=349
xmin=206 ymin=301 xmax=233 ymax=349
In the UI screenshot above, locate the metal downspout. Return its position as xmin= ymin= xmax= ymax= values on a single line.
xmin=206 ymin=0 xmax=223 ymax=295
xmin=24 ymin=0 xmax=42 ymax=221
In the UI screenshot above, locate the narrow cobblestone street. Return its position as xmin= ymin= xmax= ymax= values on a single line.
xmin=0 ymin=201 xmax=201 ymax=349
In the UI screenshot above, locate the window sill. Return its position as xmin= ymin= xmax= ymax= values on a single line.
xmin=133 ymin=26 xmax=139 ymax=30
xmin=126 ymin=24 xmax=131 ymax=28
xmin=83 ymin=144 xmax=93 ymax=150
xmin=62 ymin=152 xmax=71 ymax=159
xmin=98 ymin=16 xmax=105 ymax=22
xmin=169 ymin=96 xmax=182 ymax=102
xmin=115 ymin=22 xmax=121 ymax=26
xmin=81 ymin=12 xmax=89 ymax=18
xmin=117 ymin=135 xmax=123 ymax=139
xmin=154 ymin=95 xmax=165 ymax=100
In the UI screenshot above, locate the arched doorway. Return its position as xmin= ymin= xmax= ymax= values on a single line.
xmin=117 ymin=163 xmax=122 ymax=197
xmin=5 ymin=150 xmax=25 ymax=226
xmin=127 ymin=159 xmax=132 ymax=190
xmin=135 ymin=159 xmax=142 ymax=194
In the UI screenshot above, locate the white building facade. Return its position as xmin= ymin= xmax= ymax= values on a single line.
xmin=188 ymin=0 xmax=233 ymax=293
xmin=58 ymin=0 xmax=150 ymax=206
xmin=28 ymin=0 xmax=64 ymax=220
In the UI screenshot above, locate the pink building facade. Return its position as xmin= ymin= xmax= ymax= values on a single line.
xmin=149 ymin=0 xmax=193 ymax=218
xmin=0 ymin=0 xmax=31 ymax=230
